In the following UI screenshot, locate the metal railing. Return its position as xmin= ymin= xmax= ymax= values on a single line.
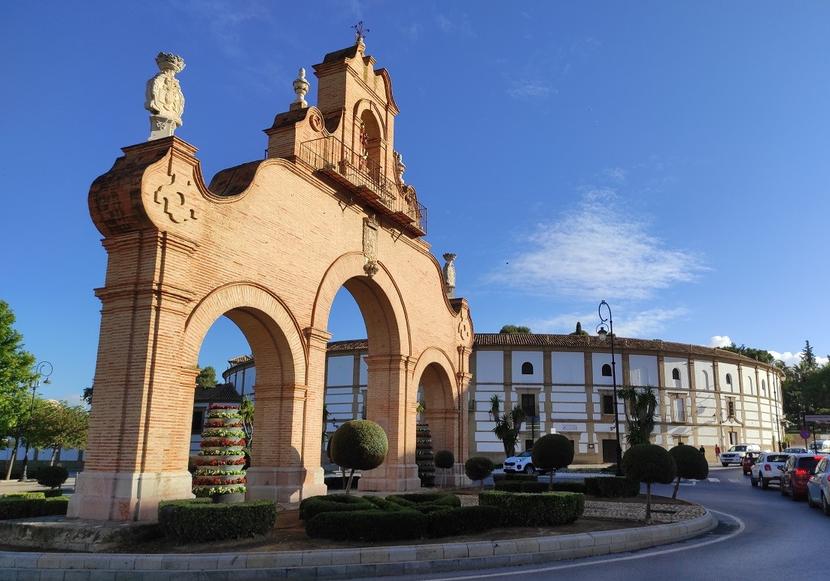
xmin=298 ymin=136 xmax=427 ymax=235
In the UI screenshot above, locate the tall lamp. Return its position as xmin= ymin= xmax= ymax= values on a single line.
xmin=597 ymin=301 xmax=623 ymax=476
xmin=19 ymin=361 xmax=53 ymax=481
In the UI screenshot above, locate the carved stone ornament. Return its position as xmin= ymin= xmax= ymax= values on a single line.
xmin=291 ymin=68 xmax=309 ymax=111
xmin=153 ymin=172 xmax=197 ymax=224
xmin=145 ymin=52 xmax=186 ymax=141
xmin=309 ymin=110 xmax=324 ymax=132
xmin=457 ymin=319 xmax=471 ymax=343
xmin=363 ymin=216 xmax=379 ymax=277
xmin=393 ymin=150 xmax=406 ymax=186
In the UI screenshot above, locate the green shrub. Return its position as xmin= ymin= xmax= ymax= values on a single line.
xmin=426 ymin=506 xmax=503 ymax=537
xmin=298 ymin=494 xmax=374 ymax=520
xmin=532 ymin=434 xmax=574 ymax=489
xmin=494 ymin=481 xmax=523 ymax=492
xmin=621 ymin=444 xmax=677 ymax=522
xmin=464 ymin=457 xmax=494 ymax=483
xmin=0 ymin=496 xmax=69 ymax=520
xmin=43 ymin=489 xmax=63 ymax=498
xmin=35 ymin=465 xmax=69 ymax=489
xmin=0 ymin=492 xmax=45 ymax=500
xmin=669 ymin=444 xmax=709 ymax=499
xmin=329 ymin=420 xmax=389 ymax=492
xmin=584 ymin=477 xmax=640 ymax=498
xmin=158 ymin=499 xmax=276 ymax=542
xmin=434 ymin=450 xmax=455 ymax=470
xmin=495 ymin=481 xmax=586 ymax=494
xmin=493 ymin=473 xmax=537 ymax=482
xmin=479 ymin=491 xmax=584 ymax=527
xmin=306 ymin=509 xmax=428 ymax=541
xmin=364 ymin=496 xmax=411 ymax=512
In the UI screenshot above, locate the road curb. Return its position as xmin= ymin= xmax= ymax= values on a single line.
xmin=0 ymin=510 xmax=718 ymax=579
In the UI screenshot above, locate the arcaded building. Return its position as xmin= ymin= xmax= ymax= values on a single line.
xmin=220 ymin=333 xmax=785 ymax=465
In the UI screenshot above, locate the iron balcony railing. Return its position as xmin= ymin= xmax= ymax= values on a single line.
xmin=298 ymin=135 xmax=427 ymax=236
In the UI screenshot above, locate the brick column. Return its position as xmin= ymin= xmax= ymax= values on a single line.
xmin=68 ymin=232 xmax=197 ymax=522
xmin=359 ymin=353 xmax=421 ymax=491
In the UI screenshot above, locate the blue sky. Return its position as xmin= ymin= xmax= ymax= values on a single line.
xmin=3 ymin=1 xmax=829 ymax=403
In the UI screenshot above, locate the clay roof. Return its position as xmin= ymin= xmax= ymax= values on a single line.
xmin=227 ymin=354 xmax=253 ymax=366
xmin=194 ymin=383 xmax=242 ymax=403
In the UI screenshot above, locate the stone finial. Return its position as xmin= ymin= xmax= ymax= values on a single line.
xmin=442 ymin=253 xmax=457 ymax=298
xmin=144 ymin=52 xmax=186 ymax=141
xmin=291 ymin=68 xmax=309 ymax=111
xmin=393 ymin=151 xmax=406 ymax=186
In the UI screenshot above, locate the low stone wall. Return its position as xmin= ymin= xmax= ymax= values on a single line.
xmin=0 ymin=509 xmax=717 ymax=579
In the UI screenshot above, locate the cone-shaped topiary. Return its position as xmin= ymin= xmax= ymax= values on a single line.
xmin=532 ymin=434 xmax=574 ymax=490
xmin=669 ymin=444 xmax=709 ymax=499
xmin=192 ymin=403 xmax=247 ymax=503
xmin=329 ymin=420 xmax=388 ymax=493
xmin=622 ymin=444 xmax=676 ymax=522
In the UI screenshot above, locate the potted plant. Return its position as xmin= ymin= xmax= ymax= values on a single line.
xmin=192 ymin=403 xmax=247 ymax=503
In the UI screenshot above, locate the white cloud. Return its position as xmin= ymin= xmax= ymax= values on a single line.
xmin=507 ymin=80 xmax=554 ymax=99
xmin=531 ymin=307 xmax=687 ymax=339
xmin=768 ymin=350 xmax=829 ymax=368
xmin=709 ymin=335 xmax=732 ymax=348
xmin=492 ymin=189 xmax=706 ymax=300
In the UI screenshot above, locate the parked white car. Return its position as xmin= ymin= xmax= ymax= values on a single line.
xmin=503 ymin=451 xmax=535 ymax=473
xmin=720 ymin=443 xmax=761 ymax=466
xmin=784 ymin=447 xmax=808 ymax=454
xmin=750 ymin=452 xmax=789 ymax=489
xmin=807 ymin=457 xmax=830 ymax=515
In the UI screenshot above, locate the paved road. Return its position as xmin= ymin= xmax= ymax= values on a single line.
xmin=406 ymin=467 xmax=828 ymax=581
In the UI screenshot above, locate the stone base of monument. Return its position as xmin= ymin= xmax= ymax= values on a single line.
xmin=0 ymin=516 xmax=159 ymax=553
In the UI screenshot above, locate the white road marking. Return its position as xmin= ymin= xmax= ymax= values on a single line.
xmin=428 ymin=509 xmax=746 ymax=581
xmin=707 ymin=477 xmax=720 ymax=483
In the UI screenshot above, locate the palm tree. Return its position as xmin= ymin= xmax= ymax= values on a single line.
xmin=618 ymin=385 xmax=657 ymax=446
xmin=493 ymin=405 xmax=526 ymax=458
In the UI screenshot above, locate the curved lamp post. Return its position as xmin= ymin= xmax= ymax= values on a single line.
xmin=19 ymin=361 xmax=53 ymax=481
xmin=597 ymin=301 xmax=623 ymax=476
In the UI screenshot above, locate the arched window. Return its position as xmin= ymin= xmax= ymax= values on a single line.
xmin=521 ymin=361 xmax=534 ymax=375
xmin=747 ymin=376 xmax=754 ymax=395
xmin=701 ymin=369 xmax=710 ymax=391
xmin=761 ymin=379 xmax=767 ymax=397
xmin=725 ymin=373 xmax=732 ymax=386
xmin=601 ymin=363 xmax=612 ymax=377
xmin=671 ymin=368 xmax=681 ymax=381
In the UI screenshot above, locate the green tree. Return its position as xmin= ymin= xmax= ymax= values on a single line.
xmin=669 ymin=444 xmax=709 ymax=499
xmin=196 ymin=366 xmax=218 ymax=389
xmin=499 ymin=325 xmax=531 ymax=334
xmin=622 ymin=444 xmax=677 ymax=523
xmin=719 ymin=342 xmax=775 ymax=365
xmin=0 ymin=301 xmax=37 ymax=480
xmin=570 ymin=322 xmax=589 ymax=336
xmin=532 ymin=433 xmax=574 ymax=490
xmin=82 ymin=386 xmax=93 ymax=406
xmin=25 ymin=399 xmax=89 ymax=464
xmin=492 ymin=405 xmax=526 ymax=458
xmin=240 ymin=396 xmax=255 ymax=462
xmin=617 ymin=385 xmax=658 ymax=446
xmin=329 ymin=420 xmax=388 ymax=493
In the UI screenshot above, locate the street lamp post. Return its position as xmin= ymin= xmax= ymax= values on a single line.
xmin=18 ymin=361 xmax=53 ymax=482
xmin=597 ymin=301 xmax=623 ymax=476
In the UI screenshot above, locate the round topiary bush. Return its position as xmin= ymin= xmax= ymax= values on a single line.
xmin=35 ymin=465 xmax=68 ymax=490
xmin=434 ymin=450 xmax=455 ymax=470
xmin=329 ymin=420 xmax=388 ymax=492
xmin=622 ymin=444 xmax=677 ymax=522
xmin=669 ymin=444 xmax=709 ymax=499
xmin=464 ymin=456 xmax=494 ymax=487
xmin=532 ymin=434 xmax=574 ymax=489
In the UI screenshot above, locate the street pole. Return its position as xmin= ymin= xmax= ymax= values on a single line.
xmin=598 ymin=300 xmax=623 ymax=476
xmin=18 ymin=361 xmax=52 ymax=482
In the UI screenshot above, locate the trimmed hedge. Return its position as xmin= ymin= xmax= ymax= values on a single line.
xmin=584 ymin=477 xmax=640 ymax=498
xmin=479 ymin=491 xmax=584 ymax=526
xmin=495 ymin=481 xmax=586 ymax=494
xmin=306 ymin=509 xmax=428 ymax=541
xmin=493 ymin=473 xmax=538 ymax=482
xmin=0 ymin=495 xmax=69 ymax=520
xmin=386 ymin=493 xmax=460 ymax=510
xmin=299 ymin=494 xmax=374 ymax=520
xmin=427 ymin=505 xmax=503 ymax=538
xmin=36 ymin=465 xmax=69 ymax=489
xmin=158 ymin=499 xmax=276 ymax=542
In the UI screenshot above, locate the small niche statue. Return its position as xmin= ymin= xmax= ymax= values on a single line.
xmin=145 ymin=52 xmax=186 ymax=141
xmin=442 ymin=253 xmax=457 ymax=298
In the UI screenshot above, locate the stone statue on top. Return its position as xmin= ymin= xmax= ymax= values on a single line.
xmin=145 ymin=52 xmax=185 ymax=141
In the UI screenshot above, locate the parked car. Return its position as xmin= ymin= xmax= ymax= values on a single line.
xmin=720 ymin=443 xmax=761 ymax=466
xmin=503 ymin=451 xmax=535 ymax=474
xmin=742 ymin=452 xmax=760 ymax=475
xmin=784 ymin=447 xmax=808 ymax=454
xmin=780 ymin=454 xmax=825 ymax=500
xmin=808 ymin=440 xmax=830 ymax=453
xmin=807 ymin=457 xmax=830 ymax=515
xmin=750 ymin=452 xmax=790 ymax=489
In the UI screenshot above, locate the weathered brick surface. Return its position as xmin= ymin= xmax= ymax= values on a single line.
xmin=70 ymin=42 xmax=473 ymax=521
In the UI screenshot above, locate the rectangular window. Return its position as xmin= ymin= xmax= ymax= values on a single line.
xmin=727 ymin=398 xmax=735 ymax=418
xmin=521 ymin=393 xmax=537 ymax=418
xmin=525 ymin=439 xmax=534 ymax=452
xmin=729 ymin=431 xmax=738 ymax=445
xmin=191 ymin=409 xmax=204 ymax=435
xmin=601 ymin=394 xmax=615 ymax=415
xmin=672 ymin=397 xmax=686 ymax=423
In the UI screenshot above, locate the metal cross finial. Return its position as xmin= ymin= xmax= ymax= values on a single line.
xmin=352 ymin=21 xmax=369 ymax=43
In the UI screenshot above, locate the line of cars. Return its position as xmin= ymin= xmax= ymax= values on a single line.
xmin=722 ymin=442 xmax=830 ymax=515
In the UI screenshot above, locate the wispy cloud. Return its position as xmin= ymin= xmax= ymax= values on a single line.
xmin=507 ymin=80 xmax=555 ymax=99
xmin=769 ymin=349 xmax=829 ymax=368
xmin=709 ymin=335 xmax=732 ymax=348
xmin=532 ymin=307 xmax=687 ymax=339
xmin=174 ymin=0 xmax=271 ymax=59
xmin=491 ymin=189 xmax=706 ymax=300
xmin=435 ymin=13 xmax=474 ymax=36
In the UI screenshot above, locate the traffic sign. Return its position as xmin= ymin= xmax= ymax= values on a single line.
xmin=800 ymin=429 xmax=811 ymax=439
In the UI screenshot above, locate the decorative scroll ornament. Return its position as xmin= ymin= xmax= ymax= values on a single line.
xmin=457 ymin=319 xmax=471 ymax=343
xmin=153 ymin=172 xmax=197 ymax=224
xmin=291 ymin=68 xmax=309 ymax=111
xmin=363 ymin=216 xmax=379 ymax=277
xmin=145 ymin=52 xmax=186 ymax=141
xmin=442 ymin=253 xmax=457 ymax=298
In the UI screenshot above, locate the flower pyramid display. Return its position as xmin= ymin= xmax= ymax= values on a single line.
xmin=193 ymin=403 xmax=247 ymax=502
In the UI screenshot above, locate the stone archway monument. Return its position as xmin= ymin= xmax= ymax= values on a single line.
xmin=69 ymin=36 xmax=474 ymax=522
